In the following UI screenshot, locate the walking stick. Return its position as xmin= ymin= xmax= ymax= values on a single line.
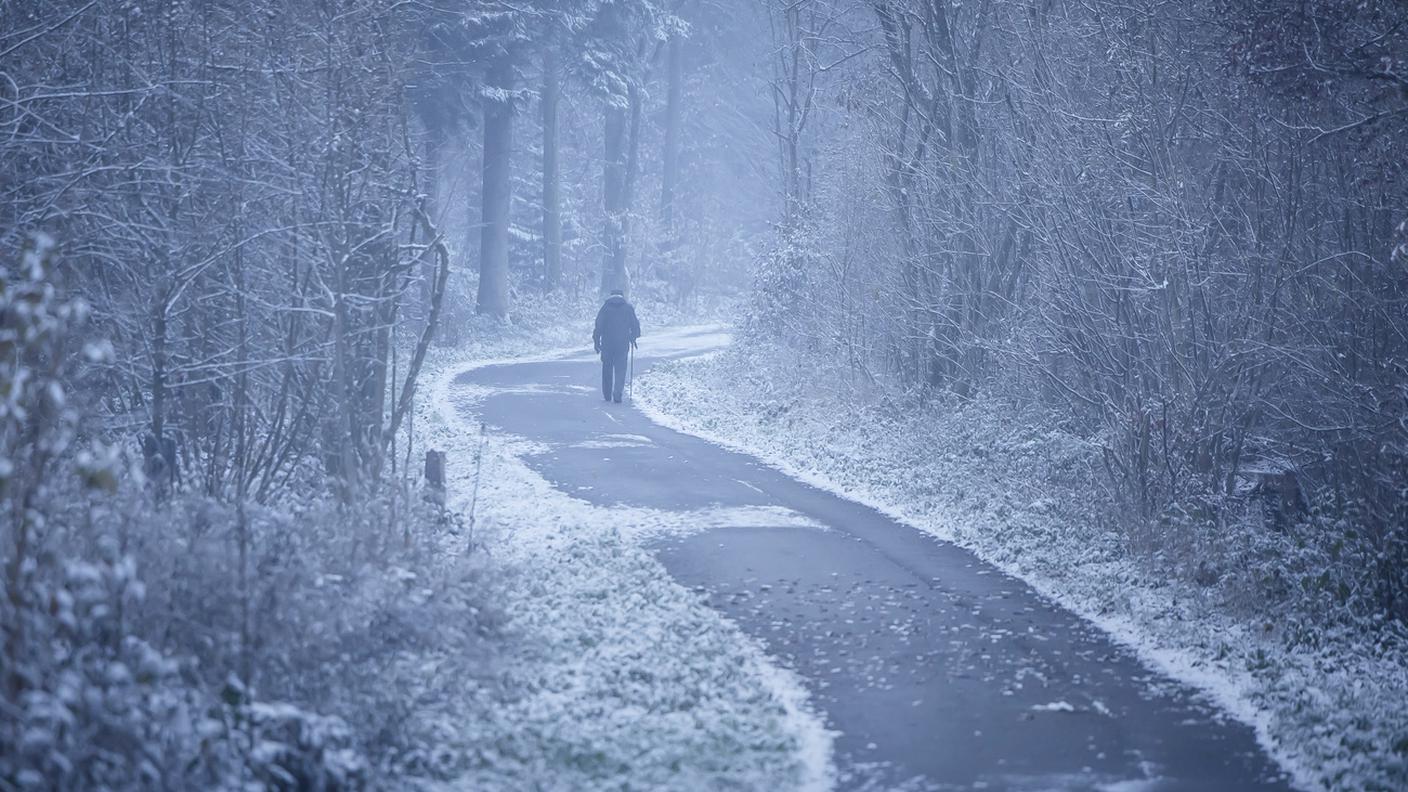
xmin=628 ymin=344 xmax=635 ymax=401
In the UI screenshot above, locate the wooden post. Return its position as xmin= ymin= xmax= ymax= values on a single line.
xmin=424 ymin=449 xmax=445 ymax=506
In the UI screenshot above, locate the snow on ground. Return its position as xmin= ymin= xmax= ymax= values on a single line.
xmin=635 ymin=345 xmax=1408 ymax=792
xmin=409 ymin=341 xmax=834 ymax=791
xmin=573 ymin=433 xmax=654 ymax=449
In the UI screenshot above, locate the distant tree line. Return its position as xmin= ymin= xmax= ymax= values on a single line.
xmin=753 ymin=0 xmax=1408 ymax=620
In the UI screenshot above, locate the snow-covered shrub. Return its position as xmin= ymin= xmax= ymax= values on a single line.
xmin=2 ymin=555 xmax=240 ymax=790
xmin=3 ymin=241 xmax=503 ymax=788
xmin=71 ymin=486 xmax=503 ymax=784
xmin=241 ymin=696 xmax=368 ymax=791
xmin=1 ymin=238 xmax=232 ymax=788
xmin=6 ymin=483 xmax=498 ymax=789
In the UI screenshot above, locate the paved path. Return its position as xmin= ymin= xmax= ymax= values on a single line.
xmin=455 ymin=327 xmax=1293 ymax=792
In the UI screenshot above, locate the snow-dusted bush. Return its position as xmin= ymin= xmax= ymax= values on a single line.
xmin=0 ymin=237 xmax=236 ymax=789
xmin=4 ymin=555 xmax=232 ymax=789
xmin=8 ymin=475 xmax=503 ymax=789
xmin=2 ymin=241 xmax=502 ymax=789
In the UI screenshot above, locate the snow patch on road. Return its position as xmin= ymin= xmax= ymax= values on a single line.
xmin=573 ymin=434 xmax=655 ymax=450
xmin=1094 ymin=779 xmax=1165 ymax=792
xmin=689 ymin=505 xmax=827 ymax=532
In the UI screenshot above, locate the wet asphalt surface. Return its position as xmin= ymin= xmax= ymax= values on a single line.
xmin=454 ymin=328 xmax=1294 ymax=792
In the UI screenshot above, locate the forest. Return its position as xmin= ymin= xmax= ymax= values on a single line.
xmin=749 ymin=0 xmax=1408 ymax=621
xmin=3 ymin=0 xmax=1406 ymax=789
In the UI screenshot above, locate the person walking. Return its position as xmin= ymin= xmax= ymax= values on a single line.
xmin=593 ymin=288 xmax=641 ymax=403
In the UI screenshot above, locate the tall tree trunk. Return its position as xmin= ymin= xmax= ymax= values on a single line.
xmin=660 ymin=31 xmax=683 ymax=231
xmin=542 ymin=44 xmax=562 ymax=291
xmin=477 ymin=54 xmax=513 ymax=317
xmin=602 ymin=100 xmax=629 ymax=296
xmin=626 ymin=83 xmax=643 ymax=211
xmin=603 ymin=84 xmax=645 ymax=295
xmin=330 ymin=249 xmax=358 ymax=500
xmin=419 ymin=125 xmax=445 ymax=328
xmin=151 ymin=299 xmax=167 ymax=449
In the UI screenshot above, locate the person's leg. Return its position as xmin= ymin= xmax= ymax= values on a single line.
xmin=601 ymin=355 xmax=613 ymax=400
xmin=611 ymin=348 xmax=628 ymax=402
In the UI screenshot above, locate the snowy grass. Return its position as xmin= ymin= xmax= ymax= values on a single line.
xmin=634 ymin=343 xmax=1408 ymax=792
xmin=409 ymin=330 xmax=834 ymax=791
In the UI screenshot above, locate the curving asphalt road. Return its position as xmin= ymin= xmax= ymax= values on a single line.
xmin=454 ymin=326 xmax=1294 ymax=792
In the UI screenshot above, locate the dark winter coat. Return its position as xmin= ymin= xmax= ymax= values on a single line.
xmin=593 ymin=295 xmax=641 ymax=356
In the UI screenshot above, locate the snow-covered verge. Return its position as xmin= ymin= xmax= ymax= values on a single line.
xmin=634 ymin=343 xmax=1408 ymax=792
xmin=407 ymin=342 xmax=833 ymax=791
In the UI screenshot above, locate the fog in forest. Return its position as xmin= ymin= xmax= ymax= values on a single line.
xmin=3 ymin=1 xmax=1407 ymax=790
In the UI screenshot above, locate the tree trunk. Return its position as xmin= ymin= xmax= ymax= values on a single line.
xmin=602 ymin=100 xmax=629 ymax=296
xmin=419 ymin=125 xmax=444 ymax=328
xmin=330 ymin=250 xmax=358 ymax=500
xmin=626 ymin=83 xmax=643 ymax=213
xmin=151 ymin=299 xmax=167 ymax=449
xmin=542 ymin=45 xmax=562 ymax=291
xmin=477 ymin=55 xmax=513 ymax=318
xmin=660 ymin=32 xmax=683 ymax=230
